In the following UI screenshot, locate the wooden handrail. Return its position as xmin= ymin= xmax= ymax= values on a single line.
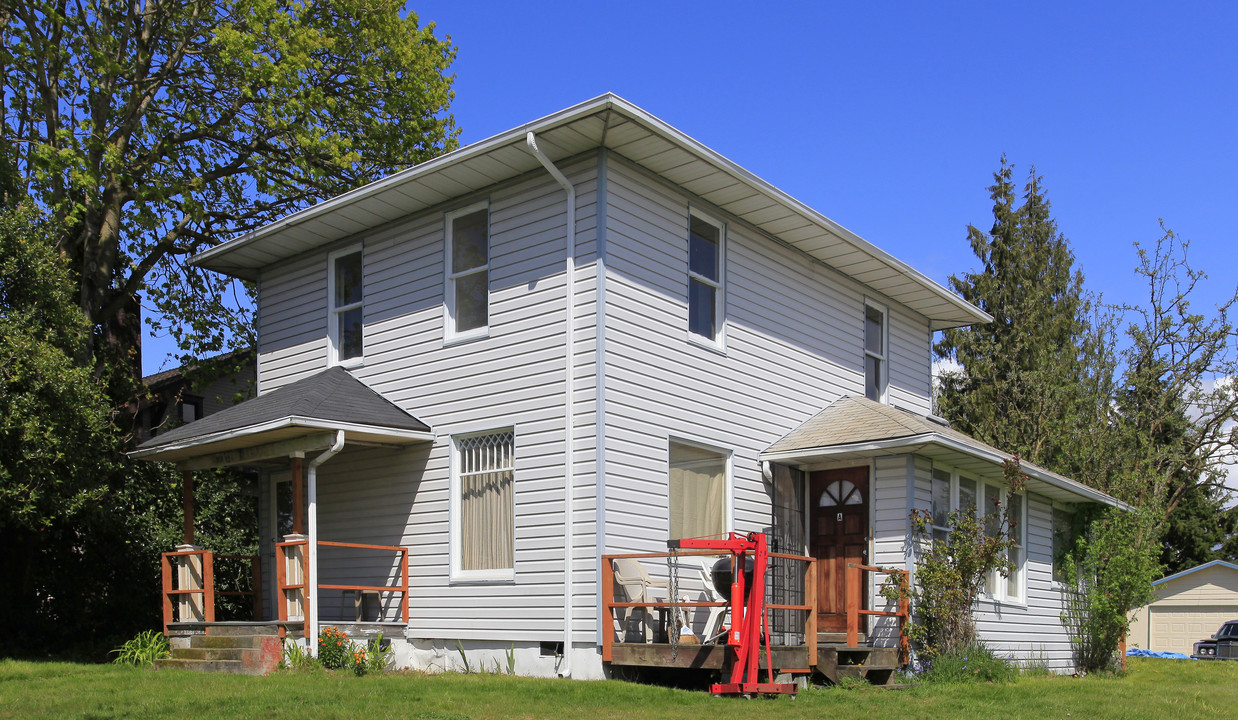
xmin=277 ymin=539 xmax=410 ymax=632
xmin=845 ymin=562 xmax=910 ymax=664
xmin=160 ymin=549 xmax=216 ymax=633
xmin=161 ymin=550 xmax=262 ymax=633
xmin=601 ymin=550 xmax=817 ymax=668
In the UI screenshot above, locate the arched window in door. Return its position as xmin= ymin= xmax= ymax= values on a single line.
xmin=819 ymin=479 xmax=863 ymax=507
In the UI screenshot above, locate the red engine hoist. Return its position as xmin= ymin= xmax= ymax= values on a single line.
xmin=668 ymin=532 xmax=797 ymax=697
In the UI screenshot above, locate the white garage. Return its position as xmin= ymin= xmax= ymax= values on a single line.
xmin=1129 ymin=561 xmax=1238 ymax=654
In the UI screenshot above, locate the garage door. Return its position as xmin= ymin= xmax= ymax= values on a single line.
xmin=1149 ymin=606 xmax=1238 ymax=654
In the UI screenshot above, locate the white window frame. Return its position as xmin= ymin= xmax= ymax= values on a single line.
xmin=444 ymin=202 xmax=491 ymax=344
xmin=327 ymin=244 xmax=364 ymax=368
xmin=929 ymin=464 xmax=1026 ymax=604
xmin=667 ymin=437 xmax=733 ymax=540
xmin=864 ymin=299 xmax=889 ymax=403
xmin=686 ymin=208 xmax=726 ymax=349
xmin=449 ymin=427 xmax=516 ymax=583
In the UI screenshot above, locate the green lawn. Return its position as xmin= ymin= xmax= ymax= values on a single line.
xmin=1 ymin=658 xmax=1235 ymax=720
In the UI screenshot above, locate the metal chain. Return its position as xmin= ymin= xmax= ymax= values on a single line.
xmin=668 ymin=546 xmax=679 ymax=661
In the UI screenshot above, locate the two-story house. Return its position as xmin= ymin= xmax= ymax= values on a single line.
xmin=134 ymin=94 xmax=1122 ymax=680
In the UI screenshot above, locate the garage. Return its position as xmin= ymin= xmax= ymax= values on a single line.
xmin=1128 ymin=560 xmax=1238 ymax=654
xmin=1148 ymin=606 xmax=1238 ymax=654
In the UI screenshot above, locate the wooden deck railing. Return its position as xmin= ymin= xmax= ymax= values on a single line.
xmin=600 ymin=550 xmax=816 ymax=667
xmin=845 ymin=563 xmax=910 ymax=663
xmin=161 ymin=550 xmax=262 ymax=633
xmin=277 ymin=539 xmax=410 ymax=635
xmin=161 ymin=548 xmax=215 ymax=633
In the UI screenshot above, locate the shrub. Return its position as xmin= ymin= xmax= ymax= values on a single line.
xmin=922 ymin=645 xmax=1017 ymax=684
xmin=367 ymin=634 xmax=394 ymax=674
xmin=109 ymin=630 xmax=170 ymax=667
xmin=318 ymin=626 xmax=352 ymax=670
xmin=282 ymin=639 xmax=321 ymax=671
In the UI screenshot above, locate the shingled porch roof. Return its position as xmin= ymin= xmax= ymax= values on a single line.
xmin=130 ymin=367 xmax=433 ymax=468
xmin=761 ymin=395 xmax=1125 ymax=508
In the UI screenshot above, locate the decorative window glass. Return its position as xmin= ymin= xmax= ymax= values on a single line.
xmin=1051 ymin=507 xmax=1075 ymax=584
xmin=819 ymin=479 xmax=863 ymax=507
xmin=328 ymin=247 xmax=364 ymax=364
xmin=930 ymin=468 xmax=952 ymax=544
xmin=669 ymin=441 xmax=728 ymax=540
xmin=446 ymin=204 xmax=490 ymax=340
xmin=687 ymin=212 xmax=724 ymax=344
xmin=864 ymin=302 xmax=887 ymax=402
xmin=1006 ymin=492 xmax=1025 ymax=600
xmin=452 ymin=429 xmax=515 ymax=580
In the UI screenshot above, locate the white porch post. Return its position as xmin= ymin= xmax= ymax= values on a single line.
xmin=306 ymin=430 xmax=345 ymax=652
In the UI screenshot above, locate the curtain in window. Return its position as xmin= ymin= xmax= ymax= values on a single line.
xmin=669 ymin=442 xmax=726 ymax=540
xmin=459 ymin=432 xmax=514 ymax=571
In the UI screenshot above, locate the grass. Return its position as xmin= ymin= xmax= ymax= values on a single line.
xmin=0 ymin=658 xmax=1235 ymax=720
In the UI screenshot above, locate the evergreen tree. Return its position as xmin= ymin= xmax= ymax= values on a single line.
xmin=934 ymin=157 xmax=1102 ymax=476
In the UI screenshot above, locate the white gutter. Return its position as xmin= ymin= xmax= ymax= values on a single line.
xmin=128 ymin=417 xmax=433 ymax=459
xmin=307 ymin=430 xmax=345 ymax=652
xmin=761 ymin=433 xmax=1130 ymax=510
xmin=525 ymin=131 xmax=575 ymax=677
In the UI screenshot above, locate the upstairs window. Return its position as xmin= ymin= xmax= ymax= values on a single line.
xmin=688 ymin=212 xmax=724 ymax=344
xmin=328 ymin=246 xmax=364 ymax=365
xmin=446 ymin=203 xmax=490 ymax=341
xmin=864 ymin=302 xmax=888 ymax=402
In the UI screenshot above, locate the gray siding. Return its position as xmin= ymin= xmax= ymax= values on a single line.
xmin=598 ymin=157 xmax=934 ymax=640
xmin=257 ymin=157 xmax=600 ymax=643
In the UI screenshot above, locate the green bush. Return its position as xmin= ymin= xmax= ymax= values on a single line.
xmin=922 ymin=645 xmax=1017 ymax=684
xmin=109 ymin=630 xmax=170 ymax=667
xmin=318 ymin=626 xmax=353 ymax=670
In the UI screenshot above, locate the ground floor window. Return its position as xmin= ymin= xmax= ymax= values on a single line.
xmin=931 ymin=463 xmax=1025 ymax=603
xmin=453 ymin=429 xmax=515 ymax=580
xmin=668 ymin=441 xmax=728 ymax=540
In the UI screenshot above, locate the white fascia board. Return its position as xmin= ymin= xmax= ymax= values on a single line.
xmin=602 ymin=96 xmax=991 ymax=329
xmin=190 ymin=93 xmax=989 ymax=329
xmin=190 ymin=95 xmax=620 ymax=272
xmin=760 ymin=431 xmax=1128 ymax=510
xmin=129 ymin=416 xmax=434 ymax=459
xmin=1153 ymin=559 xmax=1238 ymax=586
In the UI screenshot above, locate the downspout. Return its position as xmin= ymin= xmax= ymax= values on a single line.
xmin=307 ymin=429 xmax=345 ymax=651
xmin=525 ymin=132 xmax=575 ymax=677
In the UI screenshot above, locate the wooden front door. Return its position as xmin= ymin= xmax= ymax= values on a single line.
xmin=810 ymin=466 xmax=869 ymax=633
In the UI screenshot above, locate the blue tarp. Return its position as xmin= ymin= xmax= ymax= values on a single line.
xmin=1126 ymin=648 xmax=1193 ymax=659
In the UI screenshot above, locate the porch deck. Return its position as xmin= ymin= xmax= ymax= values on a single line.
xmin=600 ymin=550 xmax=909 ymax=683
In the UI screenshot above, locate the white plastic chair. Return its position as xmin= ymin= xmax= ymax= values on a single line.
xmin=696 ymin=558 xmax=729 ymax=643
xmin=612 ymin=558 xmax=670 ymax=643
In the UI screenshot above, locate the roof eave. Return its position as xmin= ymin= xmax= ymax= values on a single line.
xmin=760 ymin=431 xmax=1129 ymax=510
xmin=130 ymin=415 xmax=435 ymax=462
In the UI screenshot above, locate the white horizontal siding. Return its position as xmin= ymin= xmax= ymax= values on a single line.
xmin=600 ymin=154 xmax=936 ymax=568
xmin=257 ymin=156 xmax=600 ymax=644
xmin=974 ymin=492 xmax=1074 ymax=671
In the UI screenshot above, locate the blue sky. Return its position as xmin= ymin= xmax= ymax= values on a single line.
xmin=142 ymin=1 xmax=1238 ymax=374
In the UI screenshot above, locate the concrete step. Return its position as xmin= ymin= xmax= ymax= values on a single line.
xmin=190 ymin=634 xmax=277 ymax=649
xmin=156 ymin=658 xmax=246 ymax=674
xmin=174 ymin=647 xmax=246 ymax=662
xmin=206 ymin=623 xmax=284 ymax=637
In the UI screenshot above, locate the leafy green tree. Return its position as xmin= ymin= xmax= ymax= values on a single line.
xmin=0 ymin=203 xmax=120 ymax=653
xmin=935 ymin=157 xmax=1105 ymax=476
xmin=2 ymin=0 xmax=458 ymax=394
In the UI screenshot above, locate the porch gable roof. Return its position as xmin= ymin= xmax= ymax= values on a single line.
xmin=761 ymin=395 xmax=1126 ymax=509
xmin=130 ymin=367 xmax=433 ymax=466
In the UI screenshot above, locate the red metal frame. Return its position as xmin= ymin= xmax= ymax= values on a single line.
xmin=669 ymin=532 xmax=796 ymax=697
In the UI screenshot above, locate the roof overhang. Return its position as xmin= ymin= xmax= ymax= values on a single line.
xmin=129 ymin=416 xmax=434 ymax=470
xmin=192 ymin=93 xmax=989 ymax=331
xmin=761 ymin=432 xmax=1130 ymax=510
